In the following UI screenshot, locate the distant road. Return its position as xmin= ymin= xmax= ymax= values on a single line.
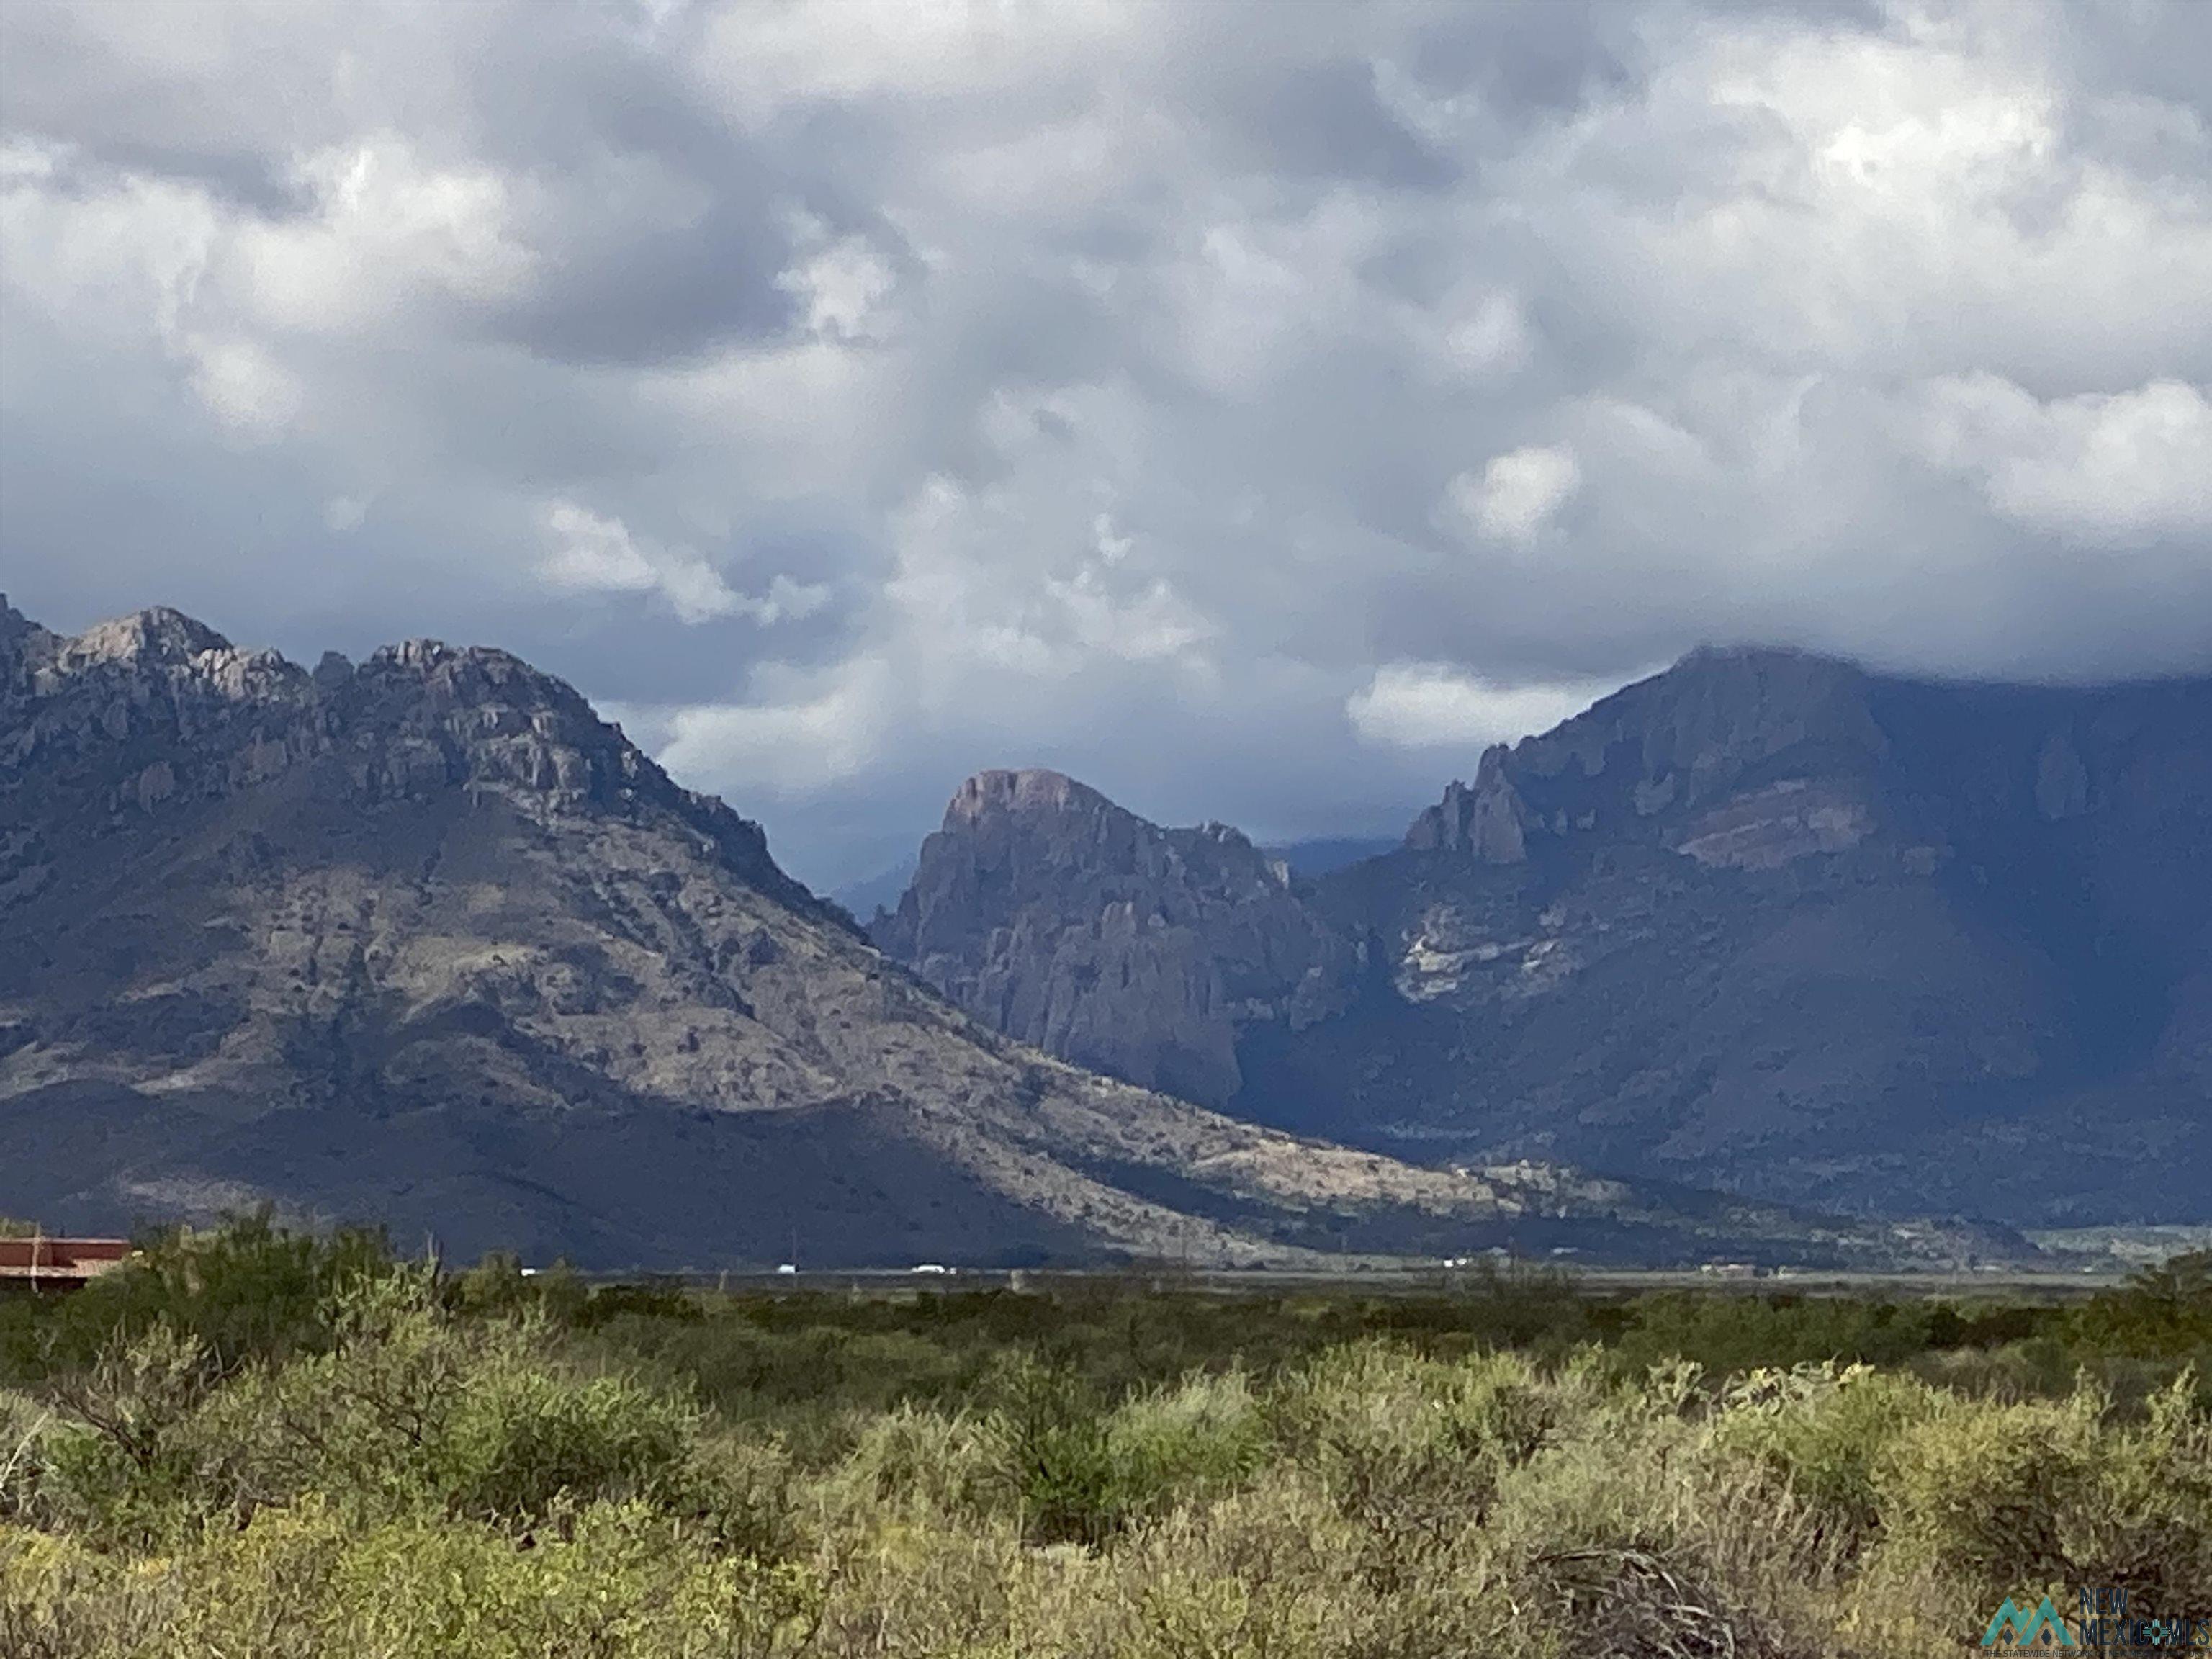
xmin=590 ymin=1264 xmax=2126 ymax=1300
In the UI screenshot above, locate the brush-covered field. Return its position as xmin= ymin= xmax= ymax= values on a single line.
xmin=3 ymin=1222 xmax=2209 ymax=1657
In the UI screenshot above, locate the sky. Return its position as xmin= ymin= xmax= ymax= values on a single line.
xmin=4 ymin=1 xmax=2209 ymax=892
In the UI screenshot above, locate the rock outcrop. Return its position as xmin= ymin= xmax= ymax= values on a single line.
xmin=873 ymin=769 xmax=1355 ymax=1105
xmin=1404 ymin=747 xmax=1532 ymax=863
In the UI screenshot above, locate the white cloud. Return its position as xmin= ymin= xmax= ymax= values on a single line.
xmin=1346 ymin=664 xmax=1617 ymax=751
xmin=1092 ymin=513 xmax=1133 ymax=564
xmin=185 ymin=336 xmax=302 ymax=439
xmin=538 ymin=502 xmax=828 ymax=626
xmin=248 ymin=138 xmax=538 ymax=328
xmin=1447 ymin=446 xmax=1581 ymax=545
xmin=1438 ymin=291 xmax=1533 ymax=379
xmin=619 ymin=658 xmax=891 ymax=798
xmin=1048 ymin=567 xmax=1214 ymax=662
xmin=775 ymin=214 xmax=900 ymax=343
xmin=1914 ymin=375 xmax=2212 ymax=544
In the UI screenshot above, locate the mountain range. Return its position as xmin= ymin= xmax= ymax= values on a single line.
xmin=1 ymin=598 xmax=2010 ymax=1270
xmin=873 ymin=647 xmax=2212 ymax=1226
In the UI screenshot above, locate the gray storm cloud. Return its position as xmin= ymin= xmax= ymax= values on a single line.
xmin=3 ymin=1 xmax=2208 ymax=888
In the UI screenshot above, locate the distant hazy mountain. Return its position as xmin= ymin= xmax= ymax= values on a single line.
xmin=830 ymin=857 xmax=919 ymax=924
xmin=1264 ymin=837 xmax=1401 ymax=877
xmin=3 ymin=600 xmax=1989 ymax=1269
xmin=876 ymin=647 xmax=2212 ymax=1225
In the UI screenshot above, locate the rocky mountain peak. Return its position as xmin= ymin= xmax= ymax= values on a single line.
xmin=0 ymin=593 xmax=45 ymax=642
xmin=1405 ymin=744 xmax=1531 ymax=863
xmin=0 ymin=601 xmax=825 ymax=922
xmin=1521 ymin=644 xmax=1881 ymax=787
xmin=865 ymin=646 xmax=2208 ymax=1229
xmin=10 ymin=604 xmax=310 ymax=709
xmin=63 ymin=606 xmax=233 ymax=669
xmin=944 ymin=767 xmax=1110 ymax=827
xmin=876 ymin=770 xmax=1357 ymax=1106
xmin=347 ymin=637 xmax=623 ymax=774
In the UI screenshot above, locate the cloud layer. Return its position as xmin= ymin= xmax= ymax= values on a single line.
xmin=4 ymin=1 xmax=2208 ymax=886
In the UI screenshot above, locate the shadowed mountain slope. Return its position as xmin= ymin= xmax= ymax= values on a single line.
xmin=878 ymin=648 xmax=2212 ymax=1224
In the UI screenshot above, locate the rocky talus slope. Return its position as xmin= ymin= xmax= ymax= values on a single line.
xmin=1 ymin=600 xmax=1975 ymax=1268
xmin=879 ymin=647 xmax=2212 ymax=1224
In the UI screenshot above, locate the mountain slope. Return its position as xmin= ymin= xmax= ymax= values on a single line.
xmin=0 ymin=600 xmax=1972 ymax=1269
xmin=877 ymin=648 xmax=2212 ymax=1224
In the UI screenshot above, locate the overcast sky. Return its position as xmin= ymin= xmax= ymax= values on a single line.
xmin=4 ymin=1 xmax=2209 ymax=891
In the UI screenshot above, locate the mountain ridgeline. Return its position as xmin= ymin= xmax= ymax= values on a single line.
xmin=875 ymin=648 xmax=2212 ymax=1224
xmin=4 ymin=598 xmax=1995 ymax=1270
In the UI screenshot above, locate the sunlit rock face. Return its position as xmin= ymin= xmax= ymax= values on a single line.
xmin=874 ymin=768 xmax=1357 ymax=1107
xmin=0 ymin=598 xmax=793 ymax=892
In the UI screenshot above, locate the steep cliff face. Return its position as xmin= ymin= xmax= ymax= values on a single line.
xmin=12 ymin=600 xmax=1943 ymax=1269
xmin=873 ymin=769 xmax=1356 ymax=1106
xmin=1259 ymin=647 xmax=2212 ymax=1220
xmin=1400 ymin=648 xmax=1890 ymax=870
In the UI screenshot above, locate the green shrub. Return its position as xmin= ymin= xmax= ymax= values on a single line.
xmin=434 ymin=1357 xmax=695 ymax=1524
xmin=835 ymin=1402 xmax=1007 ymax=1521
xmin=0 ymin=1389 xmax=50 ymax=1521
xmin=2064 ymin=1367 xmax=2212 ymax=1604
xmin=571 ymin=1278 xmax=703 ymax=1330
xmin=1871 ymin=1389 xmax=2098 ymax=1587
xmin=1 ymin=1498 xmax=827 ymax=1659
xmin=18 ymin=1267 xmax=711 ymax=1544
xmin=1712 ymin=1362 xmax=1938 ymax=1549
xmin=1611 ymin=1292 xmax=1947 ymax=1376
xmin=176 ymin=1267 xmax=478 ymax=1523
xmin=2070 ymin=1251 xmax=2212 ymax=1357
xmin=1267 ymin=1343 xmax=1554 ymax=1592
xmin=990 ymin=1354 xmax=1120 ymax=1547
xmin=1865 ymin=1372 xmax=2212 ymax=1616
xmin=32 ymin=1323 xmax=215 ymax=1549
xmin=8 ymin=1220 xmax=2212 ymax=1658
xmin=1100 ymin=1369 xmax=1270 ymax=1527
xmin=663 ymin=1431 xmax=804 ymax=1560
